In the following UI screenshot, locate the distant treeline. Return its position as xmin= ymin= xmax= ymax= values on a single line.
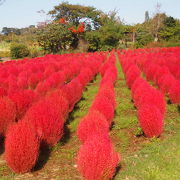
xmin=0 ymin=1 xmax=179 ymax=54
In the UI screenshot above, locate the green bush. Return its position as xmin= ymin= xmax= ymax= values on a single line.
xmin=10 ymin=43 xmax=29 ymax=59
xmin=29 ymin=45 xmax=44 ymax=58
xmin=0 ymin=51 xmax=10 ymax=58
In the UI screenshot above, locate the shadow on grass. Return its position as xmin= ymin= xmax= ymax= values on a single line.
xmin=33 ymin=142 xmax=51 ymax=171
xmin=59 ymin=125 xmax=71 ymax=146
xmin=66 ymin=104 xmax=80 ymax=124
xmin=167 ymin=99 xmax=172 ymax=104
xmin=0 ymin=137 xmax=5 ymax=155
xmin=177 ymin=105 xmax=180 ymax=113
xmin=112 ymin=164 xmax=122 ymax=180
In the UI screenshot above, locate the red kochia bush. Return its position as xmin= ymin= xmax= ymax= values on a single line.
xmin=137 ymin=104 xmax=164 ymax=138
xmin=131 ymin=77 xmax=147 ymax=95
xmin=132 ymin=83 xmax=152 ymax=105
xmin=28 ymin=72 xmax=44 ymax=89
xmin=0 ymin=97 xmax=17 ymax=136
xmin=46 ymin=89 xmax=69 ymax=118
xmin=5 ymin=120 xmax=40 ymax=173
xmin=169 ymin=81 xmax=180 ymax=104
xmin=0 ymin=87 xmax=7 ymax=97
xmin=144 ymin=63 xmax=158 ymax=81
xmin=24 ymin=99 xmax=64 ymax=146
xmin=90 ymin=96 xmax=114 ymax=126
xmin=77 ymin=134 xmax=120 ymax=180
xmin=77 ymin=110 xmax=109 ymax=143
xmin=125 ymin=65 xmax=141 ymax=89
xmin=77 ymin=68 xmax=93 ymax=87
xmin=137 ymin=89 xmax=166 ymax=116
xmin=62 ymin=79 xmax=83 ymax=111
xmin=158 ymin=74 xmax=176 ymax=94
xmin=9 ymin=90 xmax=36 ymax=120
xmin=98 ymin=86 xmax=116 ymax=108
xmin=35 ymin=81 xmax=52 ymax=97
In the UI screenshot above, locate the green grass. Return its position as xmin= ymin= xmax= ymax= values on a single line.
xmin=0 ymin=41 xmax=10 ymax=52
xmin=113 ymin=54 xmax=180 ymax=180
xmin=68 ymin=75 xmax=101 ymax=133
xmin=115 ymin=131 xmax=180 ymax=180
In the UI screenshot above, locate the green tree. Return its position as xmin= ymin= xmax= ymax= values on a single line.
xmin=145 ymin=11 xmax=150 ymax=22
xmin=85 ymin=11 xmax=124 ymax=51
xmin=37 ymin=23 xmax=77 ymax=53
xmin=48 ymin=1 xmax=102 ymax=30
xmin=160 ymin=17 xmax=180 ymax=41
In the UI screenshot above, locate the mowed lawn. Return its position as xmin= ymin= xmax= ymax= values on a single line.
xmin=0 ymin=55 xmax=179 ymax=180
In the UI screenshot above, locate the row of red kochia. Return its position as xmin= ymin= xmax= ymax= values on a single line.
xmin=76 ymin=52 xmax=120 ymax=180
xmin=118 ymin=49 xmax=166 ymax=138
xmin=120 ymin=47 xmax=180 ymax=104
xmin=0 ymin=52 xmax=106 ymax=174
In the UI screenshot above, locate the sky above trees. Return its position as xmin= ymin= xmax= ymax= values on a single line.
xmin=0 ymin=0 xmax=179 ymax=30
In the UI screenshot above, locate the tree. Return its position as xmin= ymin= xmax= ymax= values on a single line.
xmin=163 ymin=16 xmax=176 ymax=27
xmin=37 ymin=23 xmax=77 ymax=53
xmin=149 ymin=3 xmax=166 ymax=42
xmin=159 ymin=16 xmax=180 ymax=41
xmin=1 ymin=27 xmax=21 ymax=35
xmin=48 ymin=1 xmax=102 ymax=30
xmin=145 ymin=11 xmax=150 ymax=22
xmin=85 ymin=11 xmax=124 ymax=51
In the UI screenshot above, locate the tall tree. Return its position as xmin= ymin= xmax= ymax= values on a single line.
xmin=145 ymin=11 xmax=150 ymax=22
xmin=48 ymin=2 xmax=102 ymax=30
xmin=151 ymin=3 xmax=165 ymax=42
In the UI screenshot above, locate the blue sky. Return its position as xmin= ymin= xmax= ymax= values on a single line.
xmin=0 ymin=0 xmax=179 ymax=31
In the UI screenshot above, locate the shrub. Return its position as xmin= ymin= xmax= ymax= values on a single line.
xmin=10 ymin=43 xmax=30 ymax=59
xmin=90 ymin=96 xmax=114 ymax=126
xmin=137 ymin=104 xmax=164 ymax=138
xmin=0 ymin=96 xmax=17 ymax=136
xmin=98 ymin=86 xmax=116 ymax=108
xmin=24 ymin=99 xmax=64 ymax=146
xmin=132 ymin=83 xmax=151 ymax=105
xmin=77 ymin=68 xmax=93 ymax=87
xmin=131 ymin=77 xmax=147 ymax=96
xmin=77 ymin=110 xmax=109 ymax=143
xmin=62 ymin=79 xmax=83 ymax=111
xmin=154 ymin=66 xmax=170 ymax=84
xmin=125 ymin=65 xmax=141 ymax=89
xmin=35 ymin=81 xmax=52 ymax=97
xmin=169 ymin=81 xmax=180 ymax=104
xmin=28 ymin=72 xmax=44 ymax=89
xmin=0 ymin=87 xmax=7 ymax=97
xmin=137 ymin=89 xmax=166 ymax=116
xmin=9 ymin=90 xmax=36 ymax=120
xmin=77 ymin=134 xmax=120 ymax=180
xmin=0 ymin=51 xmax=10 ymax=58
xmin=29 ymin=45 xmax=44 ymax=58
xmin=144 ymin=63 xmax=158 ymax=81
xmin=158 ymin=74 xmax=176 ymax=94
xmin=45 ymin=89 xmax=69 ymax=118
xmin=5 ymin=120 xmax=40 ymax=173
